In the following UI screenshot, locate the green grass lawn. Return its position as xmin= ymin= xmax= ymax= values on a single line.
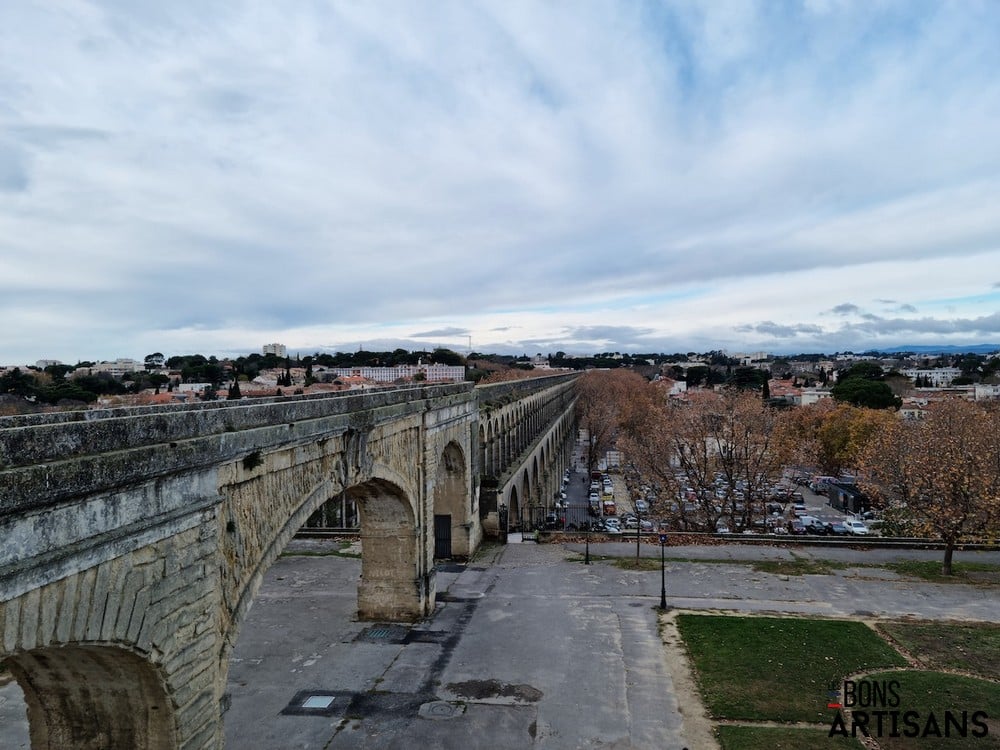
xmin=751 ymin=558 xmax=847 ymax=576
xmin=879 ymin=621 xmax=1000 ymax=681
xmin=716 ymin=725 xmax=865 ymax=749
xmin=857 ymin=670 xmax=1000 ymax=749
xmin=882 ymin=560 xmax=1000 ymax=584
xmin=676 ymin=614 xmax=907 ymax=723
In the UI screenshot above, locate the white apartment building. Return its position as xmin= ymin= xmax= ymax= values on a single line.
xmin=901 ymin=367 xmax=963 ymax=387
xmin=974 ymin=383 xmax=1000 ymax=400
xmin=799 ymin=388 xmax=832 ymax=406
xmin=263 ymin=343 xmax=287 ymax=358
xmin=89 ymin=359 xmax=144 ymax=378
xmin=327 ymin=364 xmax=465 ymax=383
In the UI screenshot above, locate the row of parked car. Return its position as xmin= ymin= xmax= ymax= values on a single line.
xmin=573 ymin=513 xmax=655 ymax=534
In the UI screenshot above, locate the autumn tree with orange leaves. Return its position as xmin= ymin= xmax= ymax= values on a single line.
xmin=575 ymin=369 xmax=648 ymax=474
xmin=785 ymin=400 xmax=896 ymax=478
xmin=859 ymin=398 xmax=1000 ymax=575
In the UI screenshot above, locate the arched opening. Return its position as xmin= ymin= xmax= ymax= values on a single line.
xmin=5 ymin=645 xmax=176 ymax=750
xmin=432 ymin=441 xmax=468 ymax=559
xmin=223 ymin=474 xmax=424 ymax=748
xmin=349 ymin=479 xmax=423 ymax=622
xmin=520 ymin=471 xmax=532 ymax=530
xmin=507 ymin=485 xmax=520 ymax=531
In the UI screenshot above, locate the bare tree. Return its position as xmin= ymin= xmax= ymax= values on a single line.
xmin=859 ymin=398 xmax=1000 ymax=574
xmin=621 ymin=388 xmax=792 ymax=532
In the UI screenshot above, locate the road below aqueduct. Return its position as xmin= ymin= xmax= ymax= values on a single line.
xmin=2 ymin=540 xmax=998 ymax=749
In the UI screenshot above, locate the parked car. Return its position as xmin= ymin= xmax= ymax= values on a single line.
xmin=792 ymin=503 xmax=807 ymax=516
xmin=635 ymin=499 xmax=649 ymax=514
xmin=804 ymin=519 xmax=829 ymax=535
xmin=843 ymin=519 xmax=869 ymax=536
xmin=827 ymin=522 xmax=850 ymax=536
xmin=787 ymin=519 xmax=806 ymax=535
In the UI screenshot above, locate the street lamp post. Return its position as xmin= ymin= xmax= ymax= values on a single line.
xmin=659 ymin=533 xmax=668 ymax=610
xmin=635 ymin=508 xmax=642 ymax=564
xmin=585 ymin=518 xmax=591 ymax=564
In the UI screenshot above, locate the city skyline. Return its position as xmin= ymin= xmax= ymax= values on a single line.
xmin=3 ymin=2 xmax=1000 ymax=364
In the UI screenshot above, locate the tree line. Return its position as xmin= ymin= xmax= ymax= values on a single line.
xmin=576 ymin=370 xmax=1000 ymax=574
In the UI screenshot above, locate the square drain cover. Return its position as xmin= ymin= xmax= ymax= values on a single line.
xmin=355 ymin=624 xmax=409 ymax=644
xmin=302 ymin=695 xmax=335 ymax=709
xmin=282 ymin=690 xmax=352 ymax=716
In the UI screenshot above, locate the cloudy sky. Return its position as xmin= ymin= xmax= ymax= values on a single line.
xmin=2 ymin=1 xmax=1000 ymax=365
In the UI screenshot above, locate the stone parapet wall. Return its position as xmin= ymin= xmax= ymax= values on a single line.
xmin=1 ymin=386 xmax=474 ymax=514
xmin=474 ymin=372 xmax=577 ymax=407
xmin=0 ymin=383 xmax=471 ymax=469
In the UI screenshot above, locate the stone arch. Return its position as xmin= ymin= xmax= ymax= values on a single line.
xmin=433 ymin=441 xmax=469 ymax=559
xmin=347 ymin=478 xmax=424 ymax=621
xmin=478 ymin=424 xmax=487 ymax=477
xmin=507 ymin=485 xmax=520 ymax=531
xmin=221 ymin=454 xmax=423 ymax=660
xmin=5 ymin=644 xmax=176 ymax=750
xmin=520 ymin=470 xmax=531 ymax=529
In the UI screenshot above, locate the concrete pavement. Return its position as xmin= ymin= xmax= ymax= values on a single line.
xmin=1 ymin=539 xmax=998 ymax=749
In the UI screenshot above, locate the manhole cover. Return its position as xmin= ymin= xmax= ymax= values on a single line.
xmin=437 ymin=593 xmax=483 ymax=602
xmin=418 ymin=701 xmax=467 ymax=720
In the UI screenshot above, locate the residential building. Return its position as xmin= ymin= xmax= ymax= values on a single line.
xmin=901 ymin=367 xmax=963 ymax=387
xmin=324 ymin=364 xmax=465 ymax=383
xmin=974 ymin=383 xmax=1000 ymax=401
xmin=799 ymin=388 xmax=832 ymax=406
xmin=263 ymin=343 xmax=287 ymax=358
xmin=86 ymin=359 xmax=144 ymax=378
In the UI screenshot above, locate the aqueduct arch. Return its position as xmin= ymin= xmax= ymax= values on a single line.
xmin=351 ymin=478 xmax=422 ymax=621
xmin=432 ymin=441 xmax=471 ymax=559
xmin=6 ymin=645 xmax=177 ymax=750
xmin=1 ymin=374 xmax=578 ymax=748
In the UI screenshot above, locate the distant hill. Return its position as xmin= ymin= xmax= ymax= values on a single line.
xmin=874 ymin=344 xmax=1000 ymax=356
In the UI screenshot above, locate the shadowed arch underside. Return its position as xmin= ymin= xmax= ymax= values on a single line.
xmin=433 ymin=441 xmax=469 ymax=559
xmin=7 ymin=645 xmax=176 ymax=750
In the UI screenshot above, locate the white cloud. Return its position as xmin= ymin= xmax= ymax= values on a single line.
xmin=1 ymin=1 xmax=999 ymax=364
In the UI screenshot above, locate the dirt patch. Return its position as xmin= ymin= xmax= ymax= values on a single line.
xmin=658 ymin=610 xmax=721 ymax=750
xmin=446 ymin=679 xmax=543 ymax=703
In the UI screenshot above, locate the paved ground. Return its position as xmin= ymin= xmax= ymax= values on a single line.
xmin=2 ymin=540 xmax=998 ymax=749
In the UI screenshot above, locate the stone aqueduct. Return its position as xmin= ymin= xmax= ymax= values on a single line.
xmin=0 ymin=373 xmax=578 ymax=750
